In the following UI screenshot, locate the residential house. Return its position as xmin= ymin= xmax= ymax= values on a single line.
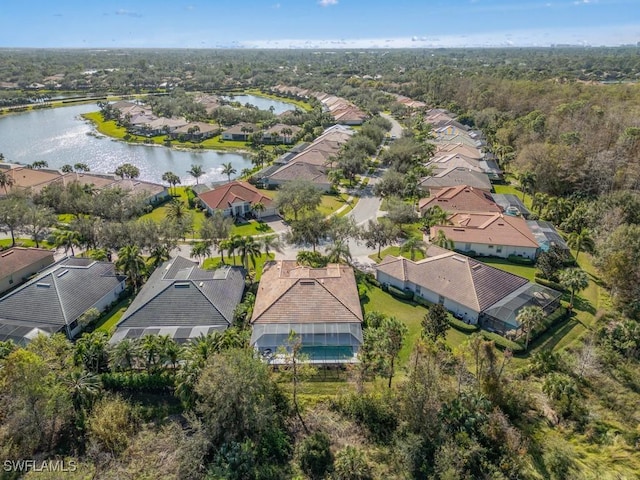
xmin=376 ymin=250 xmax=561 ymax=334
xmin=430 ymin=212 xmax=540 ymax=259
xmin=250 ymin=261 xmax=363 ymax=364
xmin=263 ymin=162 xmax=331 ymax=192
xmin=110 ymin=256 xmax=245 ymax=344
xmin=0 ymin=258 xmax=126 ymax=343
xmin=418 ymin=167 xmax=493 ymax=192
xmin=434 ymin=143 xmax=484 ymax=160
xmin=427 ymin=153 xmax=502 ymax=181
xmin=418 ymin=185 xmax=503 ymax=216
xmin=197 ymin=180 xmax=277 ymax=218
xmin=221 ymin=122 xmax=260 ymax=141
xmin=261 ymin=124 xmax=302 ymax=144
xmin=0 ymin=247 xmax=55 ymax=295
xmin=171 ymin=122 xmax=219 ymax=141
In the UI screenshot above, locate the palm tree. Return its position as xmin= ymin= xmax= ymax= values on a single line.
xmin=422 ymin=205 xmax=450 ymax=227
xmin=516 ymin=306 xmax=545 ymax=350
xmin=326 ymin=239 xmax=352 ymax=264
xmin=260 ymin=235 xmax=283 ymax=259
xmin=63 ymin=370 xmax=102 ymax=414
xmin=518 ymin=171 xmax=536 ymax=202
xmin=74 ymin=163 xmax=90 ymax=172
xmin=432 ymin=229 xmax=454 ymax=250
xmin=116 ymin=245 xmax=146 ymax=293
xmin=252 ymin=201 xmax=266 ymax=219
xmin=221 ymin=162 xmax=237 ymax=183
xmin=166 ymin=200 xmax=188 ymax=221
xmin=531 ymin=192 xmax=549 ymax=215
xmin=559 ymin=268 xmax=590 ymax=309
xmin=236 ymin=235 xmax=262 ymax=270
xmin=0 ymin=170 xmax=15 ymax=194
xmin=400 ymin=236 xmax=427 ymax=261
xmin=188 ymin=164 xmax=204 ymax=185
xmin=88 ymin=248 xmax=108 ymax=261
xmin=190 ymin=241 xmax=212 ymax=265
xmin=218 ymin=238 xmax=231 ymax=264
xmin=54 ymin=229 xmax=81 ymax=256
xmin=162 ymin=171 xmax=181 ymax=196
xmin=147 ymin=244 xmax=171 ymax=270
xmin=109 ymin=338 xmax=138 ymax=371
xmin=140 ymin=334 xmax=160 ymax=372
xmin=566 ymin=228 xmax=595 ymax=263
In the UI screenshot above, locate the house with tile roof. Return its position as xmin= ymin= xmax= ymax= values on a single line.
xmin=376 ymin=251 xmax=561 ymax=333
xmin=418 ymin=185 xmax=503 ymax=216
xmin=0 ymin=247 xmax=55 ymax=295
xmin=197 ymin=180 xmax=277 ymax=218
xmin=419 ymin=167 xmax=492 ymax=192
xmin=0 ymin=257 xmax=126 ymax=344
xmin=427 ymin=153 xmax=502 ymax=180
xmin=250 ymin=261 xmax=364 ymax=364
xmin=221 ymin=122 xmax=260 ymax=141
xmin=430 ymin=212 xmax=540 ymax=259
xmin=110 ymin=256 xmax=245 ymax=344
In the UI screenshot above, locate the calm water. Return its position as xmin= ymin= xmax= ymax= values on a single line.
xmin=221 ymin=95 xmax=295 ymax=114
xmin=0 ymin=95 xmax=296 ymax=186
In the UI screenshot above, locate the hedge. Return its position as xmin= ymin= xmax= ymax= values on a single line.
xmin=387 ymin=285 xmax=414 ymax=300
xmin=449 ymin=317 xmax=480 ymax=333
xmin=101 ymin=371 xmax=175 ymax=392
xmin=530 ymin=306 xmax=569 ymax=339
xmin=508 ymin=255 xmax=535 ymax=265
xmin=480 ymin=331 xmax=525 ymax=353
xmin=534 ymin=275 xmax=566 ymax=292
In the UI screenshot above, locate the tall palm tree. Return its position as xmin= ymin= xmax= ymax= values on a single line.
xmin=518 ymin=171 xmax=536 ymax=202
xmin=516 ymin=306 xmax=545 ymax=350
xmin=567 ymin=228 xmax=595 ymax=263
xmin=188 ymin=164 xmax=204 ymax=185
xmin=326 ymin=239 xmax=352 ymax=264
xmin=260 ymin=235 xmax=283 ymax=259
xmin=221 ymin=162 xmax=237 ymax=183
xmin=252 ymin=201 xmax=266 ymax=219
xmin=147 ymin=244 xmax=171 ymax=270
xmin=54 ymin=229 xmax=81 ymax=256
xmin=236 ymin=235 xmax=262 ymax=270
xmin=432 ymin=229 xmax=454 ymax=250
xmin=190 ymin=241 xmax=212 ymax=265
xmin=116 ymin=245 xmax=146 ymax=293
xmin=422 ymin=205 xmax=450 ymax=228
xmin=0 ymin=170 xmax=15 ymax=194
xmin=109 ymin=338 xmax=138 ymax=371
xmin=400 ymin=236 xmax=427 ymax=261
xmin=559 ymin=268 xmax=590 ymax=309
xmin=531 ymin=192 xmax=549 ymax=215
xmin=162 ymin=171 xmax=181 ymax=196
xmin=166 ymin=200 xmax=188 ymax=221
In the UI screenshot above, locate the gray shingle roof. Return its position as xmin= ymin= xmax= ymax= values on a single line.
xmin=114 ymin=256 xmax=245 ymax=334
xmin=0 ymin=257 xmax=125 ymax=333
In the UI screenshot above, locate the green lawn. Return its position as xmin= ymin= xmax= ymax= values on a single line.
xmin=202 ymin=253 xmax=275 ymax=280
xmin=231 ymin=220 xmax=273 ymax=236
xmin=94 ymin=297 xmax=133 ymax=334
xmin=0 ymin=238 xmax=55 ymax=249
xmin=476 ymin=256 xmax=536 ymax=281
xmin=492 ymin=182 xmax=534 ymax=211
xmin=361 ymin=283 xmax=470 ymax=365
xmin=369 ymin=246 xmax=427 ymax=263
xmin=317 ymin=193 xmax=352 ymax=217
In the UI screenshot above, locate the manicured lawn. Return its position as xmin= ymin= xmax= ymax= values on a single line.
xmin=318 ymin=193 xmax=352 ymax=217
xmin=476 ymin=256 xmax=536 ymax=281
xmin=361 ymin=283 xmax=470 ymax=365
xmin=94 ymin=296 xmax=133 ymax=334
xmin=369 ymin=246 xmax=427 ymax=263
xmin=231 ymin=220 xmax=273 ymax=236
xmin=493 ymin=182 xmax=534 ymax=210
xmin=202 ymin=253 xmax=275 ymax=280
xmin=0 ymin=238 xmax=55 ymax=249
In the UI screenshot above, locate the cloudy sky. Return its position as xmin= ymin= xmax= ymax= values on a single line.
xmin=1 ymin=0 xmax=638 ymax=48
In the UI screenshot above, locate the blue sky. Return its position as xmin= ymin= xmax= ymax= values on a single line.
xmin=1 ymin=0 xmax=638 ymax=48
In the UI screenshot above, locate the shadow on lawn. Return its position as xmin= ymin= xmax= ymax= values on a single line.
xmin=529 ymin=316 xmax=580 ymax=353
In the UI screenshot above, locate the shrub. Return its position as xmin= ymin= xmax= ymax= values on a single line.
xmin=449 ymin=317 xmax=479 ymax=333
xmin=387 ymin=285 xmax=414 ymax=300
xmin=298 ymin=432 xmax=334 ymax=480
xmin=332 ymin=393 xmax=398 ymax=443
xmin=534 ymin=275 xmax=566 ymax=292
xmin=508 ymin=255 xmax=535 ymax=265
xmin=480 ymin=331 xmax=525 ymax=353
xmin=100 ymin=371 xmax=175 ymax=392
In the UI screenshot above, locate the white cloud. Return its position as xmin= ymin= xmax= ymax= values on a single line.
xmin=319 ymin=0 xmax=338 ymax=6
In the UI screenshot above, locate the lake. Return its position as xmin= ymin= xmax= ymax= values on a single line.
xmin=0 ymin=95 xmax=297 ymax=186
xmin=221 ymin=95 xmax=296 ymax=114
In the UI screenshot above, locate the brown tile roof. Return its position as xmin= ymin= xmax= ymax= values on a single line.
xmin=173 ymin=121 xmax=218 ymax=134
xmin=269 ymin=162 xmax=329 ymax=184
xmin=431 ymin=213 xmax=539 ymax=248
xmin=252 ymin=261 xmax=363 ymax=324
xmin=197 ymin=181 xmax=273 ymax=210
xmin=419 ymin=167 xmax=492 ymax=191
xmin=418 ymin=185 xmax=503 ymax=214
xmin=434 ymin=143 xmax=483 ymax=160
xmin=377 ymin=253 xmax=529 ymax=312
xmin=0 ymin=247 xmax=54 ymax=279
xmin=223 ymin=122 xmax=260 ymax=136
xmin=4 ymin=166 xmax=62 ymax=190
